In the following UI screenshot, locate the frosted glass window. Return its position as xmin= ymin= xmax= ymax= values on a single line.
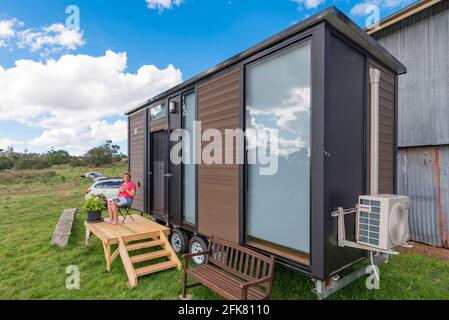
xmin=245 ymin=43 xmax=311 ymax=254
xmin=150 ymin=104 xmax=166 ymax=121
xmin=182 ymin=92 xmax=196 ymax=224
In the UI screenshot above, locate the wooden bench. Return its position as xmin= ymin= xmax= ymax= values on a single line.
xmin=181 ymin=237 xmax=275 ymax=300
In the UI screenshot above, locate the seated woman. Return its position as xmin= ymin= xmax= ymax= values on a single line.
xmin=106 ymin=172 xmax=136 ymax=225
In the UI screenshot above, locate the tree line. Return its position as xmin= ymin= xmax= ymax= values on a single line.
xmin=0 ymin=140 xmax=127 ymax=171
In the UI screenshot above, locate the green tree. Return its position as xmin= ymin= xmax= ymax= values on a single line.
xmin=14 ymin=157 xmax=51 ymax=170
xmin=0 ymin=157 xmax=13 ymax=170
xmin=4 ymin=146 xmax=21 ymax=161
xmin=47 ymin=149 xmax=71 ymax=166
xmin=84 ymin=140 xmax=121 ymax=167
xmin=0 ymin=147 xmax=20 ymax=171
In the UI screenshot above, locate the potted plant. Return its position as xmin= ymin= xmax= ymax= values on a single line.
xmin=82 ymin=194 xmax=107 ymax=223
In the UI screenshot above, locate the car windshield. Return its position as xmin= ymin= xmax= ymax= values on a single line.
xmin=109 ymin=181 xmax=123 ymax=188
xmin=95 ymin=180 xmax=123 ymax=188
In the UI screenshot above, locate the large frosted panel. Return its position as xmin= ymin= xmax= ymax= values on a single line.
xmin=246 ymin=43 xmax=311 ymax=253
xmin=182 ymin=92 xmax=196 ymax=224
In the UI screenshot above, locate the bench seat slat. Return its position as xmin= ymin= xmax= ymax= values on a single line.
xmin=187 ymin=267 xmax=243 ymax=298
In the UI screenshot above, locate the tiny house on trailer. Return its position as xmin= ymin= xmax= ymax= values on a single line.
xmin=126 ymin=7 xmax=406 ymax=298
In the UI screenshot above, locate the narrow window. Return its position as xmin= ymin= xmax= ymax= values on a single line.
xmin=182 ymin=92 xmax=196 ymax=224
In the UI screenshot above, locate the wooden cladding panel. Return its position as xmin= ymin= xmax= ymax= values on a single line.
xmin=198 ymin=69 xmax=240 ymax=243
xmin=369 ymin=61 xmax=396 ymax=194
xmin=129 ymin=110 xmax=146 ymax=212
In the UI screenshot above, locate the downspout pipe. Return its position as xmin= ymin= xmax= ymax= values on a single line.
xmin=370 ymin=68 xmax=381 ymax=195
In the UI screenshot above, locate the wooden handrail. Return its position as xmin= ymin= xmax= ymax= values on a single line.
xmin=183 ymin=250 xmax=211 ymax=259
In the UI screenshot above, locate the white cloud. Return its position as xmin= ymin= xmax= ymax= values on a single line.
xmin=29 ymin=120 xmax=128 ymax=154
xmin=18 ymin=23 xmax=84 ymax=52
xmin=247 ymin=87 xmax=311 ymax=158
xmin=0 ymin=18 xmax=84 ymax=55
xmin=0 ymin=50 xmax=183 ymax=155
xmin=0 ymin=138 xmax=26 ymax=152
xmin=248 ymin=88 xmax=310 ymax=133
xmin=0 ymin=18 xmax=23 ymax=39
xmin=350 ymin=0 xmax=414 ymax=17
xmin=146 ymin=0 xmax=184 ymax=13
xmin=291 ymin=0 xmax=325 ymax=10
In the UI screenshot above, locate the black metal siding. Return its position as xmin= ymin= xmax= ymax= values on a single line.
xmin=320 ymin=30 xmax=367 ymax=279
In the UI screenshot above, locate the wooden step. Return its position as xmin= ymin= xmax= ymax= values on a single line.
xmin=121 ymin=231 xmax=165 ymax=243
xmin=135 ymin=260 xmax=178 ymax=277
xmin=126 ymin=239 xmax=165 ymax=252
xmin=130 ymin=250 xmax=171 ymax=264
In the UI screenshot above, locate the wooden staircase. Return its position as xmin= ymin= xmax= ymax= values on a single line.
xmin=118 ymin=230 xmax=182 ymax=288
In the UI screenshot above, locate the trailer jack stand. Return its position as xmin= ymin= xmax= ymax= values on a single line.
xmin=312 ymin=252 xmax=390 ymax=299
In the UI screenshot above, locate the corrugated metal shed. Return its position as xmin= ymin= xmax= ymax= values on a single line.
xmin=372 ymin=1 xmax=449 ymax=147
xmin=372 ymin=1 xmax=449 ymax=248
xmin=398 ymin=146 xmax=449 ymax=248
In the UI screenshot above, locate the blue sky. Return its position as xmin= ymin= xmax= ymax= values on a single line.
xmin=0 ymin=0 xmax=417 ymax=155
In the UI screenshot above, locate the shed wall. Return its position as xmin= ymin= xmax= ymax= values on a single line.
xmin=372 ymin=1 xmax=449 ymax=147
xmin=373 ymin=1 xmax=449 ymax=248
xmin=197 ymin=69 xmax=240 ymax=243
xmin=398 ymin=146 xmax=449 ymax=248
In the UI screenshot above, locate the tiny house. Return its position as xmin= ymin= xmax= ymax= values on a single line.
xmin=126 ymin=6 xmax=406 ymax=290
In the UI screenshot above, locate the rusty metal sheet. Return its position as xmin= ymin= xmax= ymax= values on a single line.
xmin=398 ymin=146 xmax=449 ymax=248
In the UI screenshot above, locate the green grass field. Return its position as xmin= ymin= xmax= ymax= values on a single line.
xmin=0 ymin=163 xmax=448 ymax=300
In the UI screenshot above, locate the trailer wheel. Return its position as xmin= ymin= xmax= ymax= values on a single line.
xmin=189 ymin=236 xmax=208 ymax=265
xmin=170 ymin=228 xmax=189 ymax=254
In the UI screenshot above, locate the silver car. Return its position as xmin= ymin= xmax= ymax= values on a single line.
xmin=85 ymin=179 xmax=123 ymax=200
xmin=81 ymin=172 xmax=102 ymax=180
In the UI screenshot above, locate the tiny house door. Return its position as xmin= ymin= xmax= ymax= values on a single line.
xmin=148 ymin=102 xmax=169 ymax=219
xmin=150 ymin=130 xmax=169 ymax=218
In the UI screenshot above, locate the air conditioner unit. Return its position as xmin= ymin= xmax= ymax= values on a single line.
xmin=357 ymin=195 xmax=410 ymax=251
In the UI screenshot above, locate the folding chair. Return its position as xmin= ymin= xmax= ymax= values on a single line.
xmin=118 ymin=201 xmax=134 ymax=223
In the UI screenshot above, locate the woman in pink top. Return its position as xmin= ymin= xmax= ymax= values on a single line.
xmin=106 ymin=172 xmax=136 ymax=225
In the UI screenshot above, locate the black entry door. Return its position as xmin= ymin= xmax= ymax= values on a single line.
xmin=150 ymin=130 xmax=169 ymax=217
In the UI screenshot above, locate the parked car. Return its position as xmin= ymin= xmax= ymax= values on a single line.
xmin=93 ymin=176 xmax=108 ymax=182
xmin=85 ymin=179 xmax=123 ymax=200
xmin=87 ymin=172 xmax=102 ymax=180
xmin=81 ymin=172 xmax=102 ymax=180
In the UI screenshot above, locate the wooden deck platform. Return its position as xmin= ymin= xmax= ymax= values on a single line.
xmin=85 ymin=214 xmax=181 ymax=288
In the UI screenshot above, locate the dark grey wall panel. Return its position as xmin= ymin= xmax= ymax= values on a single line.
xmin=320 ymin=33 xmax=366 ymax=279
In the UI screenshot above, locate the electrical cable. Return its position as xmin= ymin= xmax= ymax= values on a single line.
xmin=370 ymin=251 xmax=380 ymax=283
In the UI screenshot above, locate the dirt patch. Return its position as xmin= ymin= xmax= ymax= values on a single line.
xmin=398 ymin=241 xmax=449 ymax=261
